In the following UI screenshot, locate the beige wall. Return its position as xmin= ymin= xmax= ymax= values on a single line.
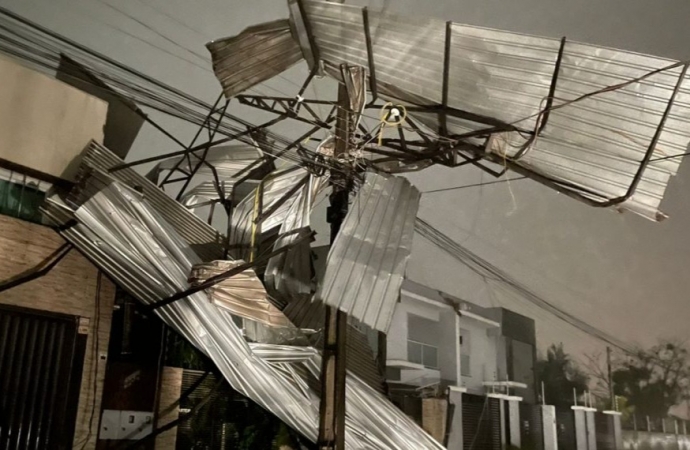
xmin=0 ymin=55 xmax=107 ymax=181
xmin=0 ymin=214 xmax=115 ymax=449
xmin=422 ymin=398 xmax=448 ymax=444
xmin=155 ymin=366 xmax=183 ymax=449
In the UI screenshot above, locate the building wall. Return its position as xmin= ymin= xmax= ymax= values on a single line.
xmin=388 ymin=294 xmax=441 ymax=362
xmin=0 ymin=214 xmax=115 ymax=449
xmin=388 ymin=288 xmax=506 ymax=392
xmin=459 ymin=318 xmax=499 ymax=393
xmin=438 ymin=309 xmax=458 ymax=385
xmin=0 ymin=54 xmax=107 ymax=182
xmin=155 ymin=366 xmax=183 ymax=449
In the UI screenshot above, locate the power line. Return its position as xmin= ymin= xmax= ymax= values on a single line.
xmin=414 ymin=217 xmax=635 ymax=354
xmin=422 ymin=176 xmax=527 ymax=194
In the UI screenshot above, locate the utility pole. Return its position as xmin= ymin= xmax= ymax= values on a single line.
xmin=607 ymin=346 xmax=615 ymax=410
xmin=317 ymin=77 xmax=352 ymax=450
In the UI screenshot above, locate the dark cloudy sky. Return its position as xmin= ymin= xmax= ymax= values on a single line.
xmin=2 ymin=0 xmax=689 ymax=361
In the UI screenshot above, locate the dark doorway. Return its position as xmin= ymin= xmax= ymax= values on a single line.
xmin=0 ymin=303 xmax=88 ymax=450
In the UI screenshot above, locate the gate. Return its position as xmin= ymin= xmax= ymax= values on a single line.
xmin=521 ymin=403 xmax=544 ymax=450
xmin=556 ymin=407 xmax=577 ymax=450
xmin=0 ymin=304 xmax=87 ymax=449
xmin=463 ymin=393 xmax=502 ymax=450
xmin=596 ymin=412 xmax=616 ymax=450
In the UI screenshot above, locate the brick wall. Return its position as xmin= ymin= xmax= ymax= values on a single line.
xmin=422 ymin=398 xmax=448 ymax=444
xmin=155 ymin=366 xmax=183 ymax=449
xmin=0 ymin=214 xmax=115 ymax=449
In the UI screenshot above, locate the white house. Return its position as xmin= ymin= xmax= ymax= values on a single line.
xmin=385 ymin=279 xmax=537 ymax=402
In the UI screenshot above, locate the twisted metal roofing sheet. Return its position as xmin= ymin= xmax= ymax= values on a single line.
xmin=189 ymin=260 xmax=292 ymax=328
xmin=207 ymin=19 xmax=304 ymax=98
xmin=41 ymin=175 xmax=443 ymax=450
xmin=316 ymin=172 xmax=420 ymax=332
xmin=76 ymin=141 xmax=225 ymax=261
xmin=291 ymin=0 xmax=690 ymax=220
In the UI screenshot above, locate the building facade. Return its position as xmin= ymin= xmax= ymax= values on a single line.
xmin=386 ymin=279 xmax=537 ymax=401
xmin=0 ymin=54 xmax=136 ymax=449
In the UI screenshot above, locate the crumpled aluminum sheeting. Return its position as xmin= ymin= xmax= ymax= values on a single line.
xmin=41 ymin=179 xmax=444 ymax=450
xmin=75 ymin=142 xmax=225 ymax=261
xmin=228 ymin=167 xmax=314 ymax=261
xmin=145 ymin=145 xmax=261 ymax=184
xmin=189 ymin=260 xmax=292 ymax=328
xmin=180 ymin=180 xmax=234 ymax=209
xmin=42 ymin=181 xmax=320 ymax=441
xmin=290 ymin=0 xmax=690 ymax=220
xmin=207 ymin=19 xmax=304 ymax=98
xmin=316 ymin=172 xmax=420 ymax=332
xmin=264 ymin=174 xmax=329 ymax=301
xmin=252 ymin=343 xmax=445 ymax=450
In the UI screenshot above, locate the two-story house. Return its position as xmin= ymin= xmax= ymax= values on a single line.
xmin=385 ymin=279 xmax=537 ymax=402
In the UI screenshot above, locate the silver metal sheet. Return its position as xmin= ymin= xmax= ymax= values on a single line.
xmin=145 ymin=145 xmax=261 ymax=184
xmin=189 ymin=260 xmax=292 ymax=328
xmin=228 ymin=167 xmax=316 ymax=261
xmin=316 ymin=172 xmax=420 ymax=332
xmin=207 ymin=19 xmax=304 ymax=98
xmin=42 ymin=176 xmax=443 ymax=450
xmin=76 ymin=141 xmax=225 ymax=261
xmin=292 ymin=0 xmax=690 ymax=220
xmin=265 ymin=174 xmax=328 ymax=301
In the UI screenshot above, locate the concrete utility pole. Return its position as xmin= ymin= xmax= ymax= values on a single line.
xmin=317 ymin=79 xmax=351 ymax=450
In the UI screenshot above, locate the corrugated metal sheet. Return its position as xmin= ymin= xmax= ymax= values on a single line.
xmin=76 ymin=141 xmax=225 ymax=261
xmin=316 ymin=172 xmax=420 ymax=332
xmin=291 ymin=0 xmax=690 ymax=220
xmin=145 ymin=145 xmax=261 ymax=184
xmin=228 ymin=167 xmax=317 ymax=261
xmin=282 ymin=297 xmax=386 ymax=393
xmin=41 ymin=177 xmax=444 ymax=449
xmin=264 ymin=174 xmax=328 ymax=301
xmin=207 ymin=19 xmax=304 ymax=98
xmin=189 ymin=260 xmax=292 ymax=328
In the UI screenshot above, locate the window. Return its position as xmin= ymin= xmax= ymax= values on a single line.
xmin=407 ymin=340 xmax=438 ymax=369
xmin=461 ymin=354 xmax=471 ymax=377
xmin=0 ymin=170 xmax=48 ymax=225
xmin=407 ymin=313 xmax=440 ymax=369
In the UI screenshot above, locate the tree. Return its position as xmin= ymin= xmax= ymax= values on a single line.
xmin=610 ymin=341 xmax=690 ymax=418
xmin=537 ymin=344 xmax=590 ymax=407
xmin=583 ymin=351 xmax=634 ymax=422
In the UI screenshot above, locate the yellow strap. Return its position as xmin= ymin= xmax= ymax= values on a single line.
xmin=249 ymin=186 xmax=261 ymax=263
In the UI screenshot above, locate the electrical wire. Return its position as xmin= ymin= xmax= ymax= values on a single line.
xmin=414 ymin=217 xmax=635 ymax=354
xmin=421 ymin=176 xmax=528 ymax=194
xmin=0 ymin=7 xmax=358 ymax=181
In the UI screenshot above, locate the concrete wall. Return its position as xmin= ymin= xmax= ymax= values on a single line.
xmin=460 ymin=319 xmax=499 ymax=393
xmin=389 ymin=290 xmax=500 ymax=390
xmin=623 ymin=430 xmax=690 ymax=450
xmin=0 ymin=214 xmax=116 ymax=449
xmin=388 ymin=293 xmax=440 ymax=362
xmin=0 ymin=55 xmax=107 ymax=182
xmin=439 ymin=308 xmax=458 ymax=385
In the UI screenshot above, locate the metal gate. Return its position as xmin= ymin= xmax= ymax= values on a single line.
xmin=556 ymin=407 xmax=577 ymax=450
xmin=521 ymin=403 xmax=544 ymax=450
xmin=595 ymin=412 xmax=616 ymax=450
xmin=0 ymin=304 xmax=87 ymax=450
xmin=462 ymin=394 xmax=502 ymax=450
